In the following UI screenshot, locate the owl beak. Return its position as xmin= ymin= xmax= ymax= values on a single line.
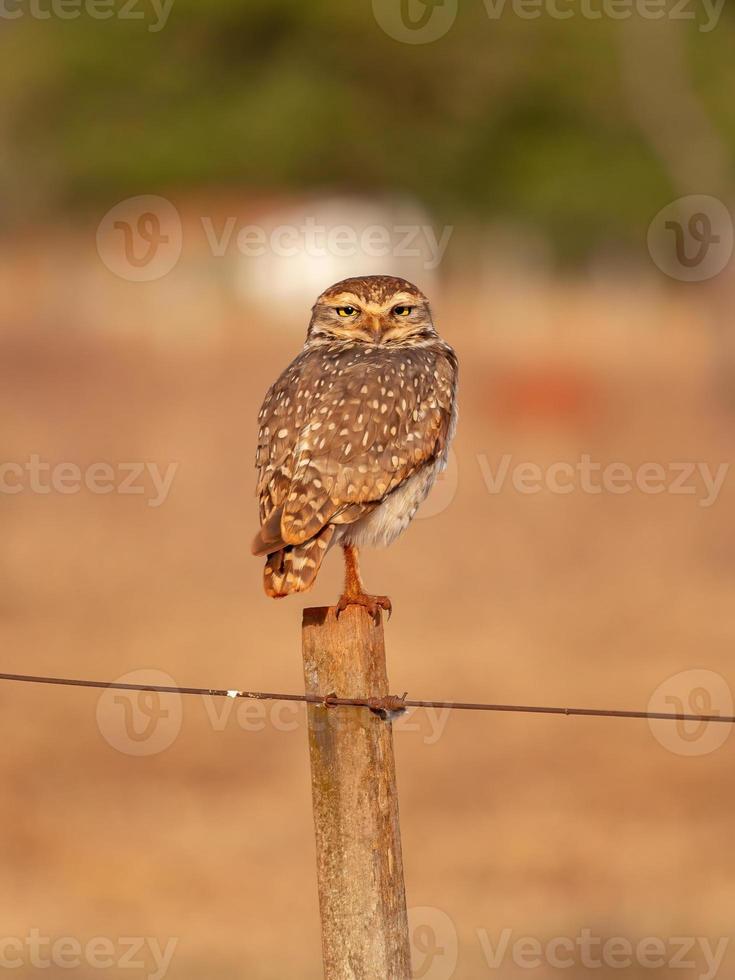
xmin=368 ymin=316 xmax=382 ymax=343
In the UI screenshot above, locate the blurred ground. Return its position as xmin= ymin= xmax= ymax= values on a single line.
xmin=1 ymin=222 xmax=734 ymax=979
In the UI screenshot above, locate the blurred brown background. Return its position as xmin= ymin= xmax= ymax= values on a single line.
xmin=2 ymin=1 xmax=735 ymax=978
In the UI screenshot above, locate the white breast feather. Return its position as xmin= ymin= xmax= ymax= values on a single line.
xmin=340 ymin=460 xmax=442 ymax=549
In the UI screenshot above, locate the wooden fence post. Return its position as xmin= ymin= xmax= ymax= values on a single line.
xmin=302 ymin=605 xmax=412 ymax=980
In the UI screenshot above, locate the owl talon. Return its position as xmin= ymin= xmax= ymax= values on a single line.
xmin=336 ymin=593 xmax=392 ymax=624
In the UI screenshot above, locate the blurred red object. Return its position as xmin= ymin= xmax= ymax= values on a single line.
xmin=493 ymin=366 xmax=601 ymax=424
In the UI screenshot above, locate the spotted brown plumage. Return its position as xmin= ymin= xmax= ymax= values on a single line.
xmin=252 ymin=275 xmax=458 ymax=617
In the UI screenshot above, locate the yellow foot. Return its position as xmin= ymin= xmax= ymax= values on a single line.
xmin=336 ymin=592 xmax=392 ymax=624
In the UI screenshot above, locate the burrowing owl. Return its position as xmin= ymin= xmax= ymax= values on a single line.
xmin=252 ymin=275 xmax=458 ymax=618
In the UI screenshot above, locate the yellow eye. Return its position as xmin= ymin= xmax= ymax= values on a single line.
xmin=392 ymin=305 xmax=413 ymax=317
xmin=336 ymin=306 xmax=358 ymax=317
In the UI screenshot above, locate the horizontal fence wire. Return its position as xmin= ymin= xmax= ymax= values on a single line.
xmin=0 ymin=671 xmax=733 ymax=724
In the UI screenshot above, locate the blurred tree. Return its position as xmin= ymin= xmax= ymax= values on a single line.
xmin=0 ymin=0 xmax=733 ymax=260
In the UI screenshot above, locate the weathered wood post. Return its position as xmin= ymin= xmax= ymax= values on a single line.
xmin=302 ymin=605 xmax=411 ymax=980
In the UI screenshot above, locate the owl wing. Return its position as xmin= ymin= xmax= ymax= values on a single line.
xmin=253 ymin=346 xmax=456 ymax=555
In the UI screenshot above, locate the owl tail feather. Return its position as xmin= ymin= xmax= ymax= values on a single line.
xmin=263 ymin=525 xmax=335 ymax=598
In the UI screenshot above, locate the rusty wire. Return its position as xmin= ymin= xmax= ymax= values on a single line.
xmin=0 ymin=671 xmax=733 ymax=724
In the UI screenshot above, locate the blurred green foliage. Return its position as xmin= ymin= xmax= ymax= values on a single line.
xmin=1 ymin=0 xmax=734 ymax=258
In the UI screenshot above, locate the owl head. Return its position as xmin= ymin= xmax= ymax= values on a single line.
xmin=307 ymin=275 xmax=436 ymax=346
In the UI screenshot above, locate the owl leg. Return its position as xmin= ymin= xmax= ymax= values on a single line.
xmin=336 ymin=544 xmax=392 ymax=623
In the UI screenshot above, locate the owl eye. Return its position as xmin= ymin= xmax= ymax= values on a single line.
xmin=392 ymin=305 xmax=413 ymax=317
xmin=336 ymin=306 xmax=358 ymax=317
